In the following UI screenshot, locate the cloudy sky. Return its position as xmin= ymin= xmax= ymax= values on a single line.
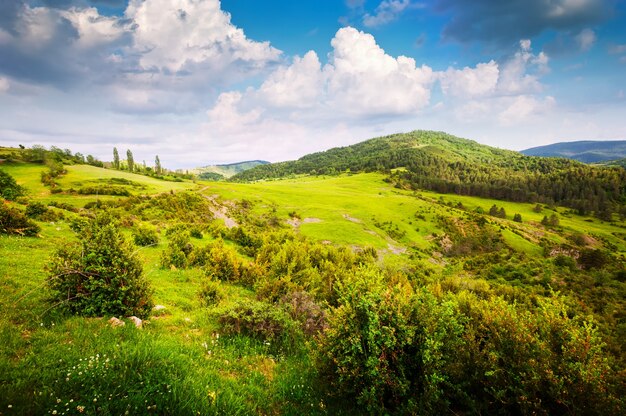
xmin=0 ymin=0 xmax=625 ymax=168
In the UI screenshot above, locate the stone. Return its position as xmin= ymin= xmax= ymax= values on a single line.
xmin=128 ymin=316 xmax=142 ymax=328
xmin=108 ymin=317 xmax=125 ymax=327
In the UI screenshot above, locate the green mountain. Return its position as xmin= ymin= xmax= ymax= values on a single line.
xmin=193 ymin=160 xmax=269 ymax=180
xmin=232 ymin=130 xmax=626 ymax=216
xmin=521 ymin=140 xmax=626 ymax=163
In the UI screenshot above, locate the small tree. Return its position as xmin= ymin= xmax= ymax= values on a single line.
xmin=46 ymin=212 xmax=153 ymax=318
xmin=0 ymin=169 xmax=25 ymax=200
xmin=513 ymin=213 xmax=522 ymax=223
xmin=155 ymin=155 xmax=162 ymax=175
xmin=126 ymin=149 xmax=134 ymax=172
xmin=113 ymin=147 xmax=120 ymax=169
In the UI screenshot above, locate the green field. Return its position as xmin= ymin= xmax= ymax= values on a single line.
xmin=1 ymin=162 xmax=625 ymax=414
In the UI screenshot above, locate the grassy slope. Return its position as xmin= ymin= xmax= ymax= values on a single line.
xmin=2 ymin=163 xmax=625 ymax=414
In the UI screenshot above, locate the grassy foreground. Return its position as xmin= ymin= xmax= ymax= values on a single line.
xmin=1 ymin=164 xmax=625 ymax=415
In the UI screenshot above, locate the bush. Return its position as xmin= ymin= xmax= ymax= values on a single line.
xmin=46 ymin=212 xmax=153 ymax=318
xmin=25 ymin=201 xmax=48 ymax=218
xmin=133 ymin=224 xmax=159 ymax=246
xmin=199 ymin=280 xmax=224 ymax=306
xmin=160 ymin=229 xmax=192 ymax=269
xmin=0 ymin=202 xmax=40 ymax=236
xmin=0 ymin=169 xmax=25 ymax=200
xmin=217 ymin=299 xmax=301 ymax=351
xmin=315 ymin=266 xmax=465 ymax=414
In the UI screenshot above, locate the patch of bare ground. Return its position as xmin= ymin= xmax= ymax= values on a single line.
xmin=342 ymin=214 xmax=361 ymax=223
xmin=198 ymin=189 xmax=239 ymax=228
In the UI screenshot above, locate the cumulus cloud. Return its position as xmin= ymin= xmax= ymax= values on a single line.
xmin=437 ymin=0 xmax=611 ymax=46
xmin=439 ymin=61 xmax=499 ymax=98
xmin=210 ymin=27 xmax=434 ymax=126
xmin=0 ymin=0 xmax=281 ymax=112
xmin=363 ymin=0 xmax=416 ymax=27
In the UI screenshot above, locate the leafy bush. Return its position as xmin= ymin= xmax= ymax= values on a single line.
xmin=25 ymin=201 xmax=48 ymax=218
xmin=315 ymin=266 xmax=465 ymax=414
xmin=0 ymin=202 xmax=40 ymax=236
xmin=0 ymin=169 xmax=25 ymax=200
xmin=132 ymin=224 xmax=159 ymax=246
xmin=199 ymin=280 xmax=224 ymax=306
xmin=217 ymin=299 xmax=301 ymax=351
xmin=160 ymin=229 xmax=192 ymax=269
xmin=46 ymin=212 xmax=153 ymax=318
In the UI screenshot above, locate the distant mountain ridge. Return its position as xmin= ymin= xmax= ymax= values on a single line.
xmin=193 ymin=160 xmax=269 ymax=179
xmin=521 ymin=140 xmax=626 ymax=163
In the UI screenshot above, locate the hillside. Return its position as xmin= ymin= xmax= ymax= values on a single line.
xmin=233 ymin=130 xmax=626 ymax=217
xmin=193 ymin=160 xmax=269 ymax=180
xmin=521 ymin=140 xmax=626 ymax=163
xmin=1 ymin=145 xmax=625 ymax=414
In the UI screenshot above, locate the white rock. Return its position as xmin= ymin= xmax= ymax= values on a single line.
xmin=108 ymin=317 xmax=125 ymax=327
xmin=153 ymin=305 xmax=166 ymax=311
xmin=128 ymin=316 xmax=142 ymax=328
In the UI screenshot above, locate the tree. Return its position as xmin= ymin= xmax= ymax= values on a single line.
xmin=489 ymin=204 xmax=499 ymax=216
xmin=0 ymin=169 xmax=25 ymax=200
xmin=46 ymin=212 xmax=153 ymax=318
xmin=513 ymin=213 xmax=522 ymax=223
xmin=113 ymin=147 xmax=120 ymax=169
xmin=497 ymin=207 xmax=506 ymax=219
xmin=126 ymin=149 xmax=134 ymax=172
xmin=155 ymin=155 xmax=162 ymax=175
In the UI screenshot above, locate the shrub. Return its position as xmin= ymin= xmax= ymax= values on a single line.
xmin=160 ymin=229 xmax=192 ymax=269
xmin=25 ymin=201 xmax=48 ymax=218
xmin=203 ymin=240 xmax=241 ymax=282
xmin=217 ymin=299 xmax=300 ymax=351
xmin=513 ymin=213 xmax=522 ymax=222
xmin=133 ymin=224 xmax=159 ymax=246
xmin=46 ymin=212 xmax=153 ymax=318
xmin=280 ymin=291 xmax=327 ymax=336
xmin=0 ymin=202 xmax=40 ymax=236
xmin=189 ymin=226 xmax=203 ymax=239
xmin=0 ymin=169 xmax=25 ymax=200
xmin=199 ymin=280 xmax=224 ymax=306
xmin=315 ymin=266 xmax=465 ymax=414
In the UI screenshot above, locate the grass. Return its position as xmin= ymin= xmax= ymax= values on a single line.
xmin=1 ymin=164 xmax=624 ymax=414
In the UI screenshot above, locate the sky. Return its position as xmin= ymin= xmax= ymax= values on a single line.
xmin=0 ymin=0 xmax=625 ymax=169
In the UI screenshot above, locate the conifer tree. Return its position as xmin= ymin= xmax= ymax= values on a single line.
xmin=126 ymin=149 xmax=134 ymax=172
xmin=155 ymin=155 xmax=162 ymax=175
xmin=113 ymin=147 xmax=120 ymax=169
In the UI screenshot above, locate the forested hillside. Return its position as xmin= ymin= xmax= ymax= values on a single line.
xmin=233 ymin=131 xmax=626 ymax=218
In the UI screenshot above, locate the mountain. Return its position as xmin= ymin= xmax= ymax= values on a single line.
xmin=521 ymin=140 xmax=626 ymax=163
xmin=193 ymin=160 xmax=269 ymax=179
xmin=232 ymin=130 xmax=626 ymax=216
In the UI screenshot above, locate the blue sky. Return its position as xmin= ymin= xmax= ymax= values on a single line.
xmin=0 ymin=0 xmax=625 ymax=168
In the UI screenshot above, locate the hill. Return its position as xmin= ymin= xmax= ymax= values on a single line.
xmin=521 ymin=140 xmax=626 ymax=163
xmin=193 ymin=160 xmax=269 ymax=180
xmin=2 ymin=160 xmax=625 ymax=414
xmin=232 ymin=130 xmax=626 ymax=217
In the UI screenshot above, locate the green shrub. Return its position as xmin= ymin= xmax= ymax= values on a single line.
xmin=25 ymin=201 xmax=48 ymax=218
xmin=46 ymin=212 xmax=153 ymax=318
xmin=217 ymin=299 xmax=301 ymax=351
xmin=0 ymin=169 xmax=25 ymax=200
xmin=160 ymin=229 xmax=192 ymax=269
xmin=0 ymin=202 xmax=40 ymax=236
xmin=189 ymin=226 xmax=203 ymax=239
xmin=132 ymin=224 xmax=159 ymax=246
xmin=203 ymin=240 xmax=241 ymax=282
xmin=199 ymin=280 xmax=224 ymax=306
xmin=315 ymin=266 xmax=465 ymax=414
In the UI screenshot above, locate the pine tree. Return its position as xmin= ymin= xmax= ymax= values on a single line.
xmin=113 ymin=147 xmax=120 ymax=169
xmin=126 ymin=149 xmax=134 ymax=172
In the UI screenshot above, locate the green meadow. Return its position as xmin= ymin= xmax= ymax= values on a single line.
xmin=1 ymin=162 xmax=625 ymax=415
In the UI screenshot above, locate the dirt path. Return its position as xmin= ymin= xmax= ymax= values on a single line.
xmin=198 ymin=187 xmax=238 ymax=228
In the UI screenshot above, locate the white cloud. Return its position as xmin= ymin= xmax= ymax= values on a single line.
xmin=125 ymin=0 xmax=281 ymax=74
xmin=439 ymin=61 xmax=499 ymax=98
xmin=0 ymin=77 xmax=9 ymax=93
xmin=210 ymin=27 xmax=434 ymax=123
xmin=61 ymin=7 xmax=127 ymax=49
xmin=363 ymin=0 xmax=415 ymax=27
xmin=575 ymin=28 xmax=596 ymax=51
xmin=498 ymin=95 xmax=556 ymax=125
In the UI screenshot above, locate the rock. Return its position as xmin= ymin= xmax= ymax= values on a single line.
xmin=108 ymin=317 xmax=125 ymax=327
xmin=153 ymin=305 xmax=166 ymax=311
xmin=128 ymin=316 xmax=142 ymax=328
